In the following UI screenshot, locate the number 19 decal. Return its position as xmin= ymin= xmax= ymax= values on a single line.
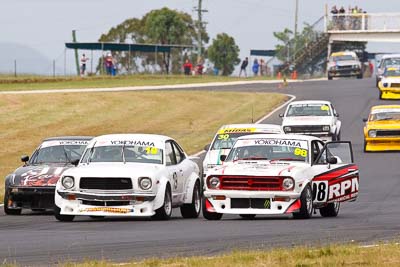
xmin=312 ymin=181 xmax=328 ymax=203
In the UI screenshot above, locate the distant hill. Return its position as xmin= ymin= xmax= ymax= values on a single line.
xmin=0 ymin=43 xmax=53 ymax=75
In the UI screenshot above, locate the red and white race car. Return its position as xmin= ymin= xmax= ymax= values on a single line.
xmin=202 ymin=134 xmax=359 ymax=220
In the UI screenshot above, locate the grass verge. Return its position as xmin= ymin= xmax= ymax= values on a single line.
xmin=60 ymin=243 xmax=400 ymax=266
xmin=0 ymin=74 xmax=278 ymax=91
xmin=0 ymin=90 xmax=287 ymax=202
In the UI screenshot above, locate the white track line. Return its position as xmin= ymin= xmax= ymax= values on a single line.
xmin=191 ymin=94 xmax=296 ymax=157
xmin=0 ymin=204 xmax=3 ymax=207
xmin=0 ymin=79 xmax=323 ymax=95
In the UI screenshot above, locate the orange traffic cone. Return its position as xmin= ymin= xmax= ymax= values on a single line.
xmin=277 ymin=72 xmax=282 ymax=79
xmin=293 ymin=70 xmax=298 ymax=80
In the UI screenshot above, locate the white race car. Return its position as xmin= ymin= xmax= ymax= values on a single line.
xmin=54 ymin=134 xmax=201 ymax=221
xmin=280 ymin=100 xmax=341 ymax=142
xmin=202 ymin=124 xmax=282 ymax=178
xmin=203 ymin=134 xmax=359 ymax=220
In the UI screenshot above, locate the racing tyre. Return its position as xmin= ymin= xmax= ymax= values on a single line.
xmin=292 ymin=185 xmax=313 ymax=219
xmin=180 ymin=181 xmax=201 ymax=218
xmin=239 ymin=214 xmax=256 ymax=219
xmin=357 ymin=74 xmax=363 ymax=79
xmin=4 ymin=191 xmax=22 ymax=215
xmin=54 ymin=205 xmax=74 ymax=222
xmin=376 ymin=79 xmax=379 ymax=88
xmin=328 ymin=75 xmax=333 ymax=80
xmin=90 ymin=216 xmax=105 ymax=219
xmin=202 ymin=198 xmax=223 ymax=220
xmin=363 ymin=140 xmax=369 ymax=153
xmin=333 ymin=131 xmax=341 ymax=141
xmin=319 ymin=202 xmax=340 ymax=217
xmin=31 ymin=209 xmax=46 ymax=212
xmin=379 ymin=91 xmax=383 ymax=100
xmin=152 ymin=185 xmax=172 ymax=220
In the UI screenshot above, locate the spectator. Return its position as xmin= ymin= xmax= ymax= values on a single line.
xmin=105 ymin=53 xmax=113 ymax=75
xmin=183 ymin=59 xmax=192 ymax=75
xmin=259 ymin=59 xmax=265 ymax=76
xmin=369 ymin=61 xmax=374 ymax=75
xmin=196 ymin=57 xmax=204 ymax=75
xmin=252 ymin=58 xmax=259 ymax=76
xmin=239 ymin=57 xmax=248 ymax=77
xmin=80 ymin=53 xmax=89 ymax=76
xmin=338 ymin=6 xmax=346 ymax=30
xmin=112 ymin=57 xmax=118 ymax=76
xmin=331 ymin=5 xmax=338 ymax=29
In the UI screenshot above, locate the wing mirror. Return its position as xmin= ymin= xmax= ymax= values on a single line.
xmin=220 ymin=155 xmax=227 ymax=162
xmin=362 ymin=118 xmax=368 ymax=122
xmin=21 ymin=155 xmax=29 ymax=163
xmin=335 ymin=113 xmax=339 ymax=117
xmin=204 ymin=144 xmax=211 ymax=151
xmin=71 ymin=159 xmax=80 ymax=167
xmin=327 ymin=156 xmax=338 ymax=164
xmin=279 ymin=113 xmax=284 ymax=118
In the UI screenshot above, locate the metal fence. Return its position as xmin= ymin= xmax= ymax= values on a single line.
xmin=326 ymin=13 xmax=400 ymax=32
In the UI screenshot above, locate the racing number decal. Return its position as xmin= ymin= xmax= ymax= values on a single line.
xmin=145 ymin=147 xmax=158 ymax=154
xmin=312 ymin=181 xmax=328 ymax=203
xmin=294 ymin=147 xmax=307 ymax=157
xmin=218 ymin=134 xmax=230 ymax=141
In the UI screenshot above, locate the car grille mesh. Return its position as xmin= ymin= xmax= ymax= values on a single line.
xmin=80 ymin=177 xmax=133 ymax=190
xmin=390 ymin=83 xmax=400 ymax=88
xmin=219 ymin=175 xmax=283 ymax=191
xmin=376 ymin=130 xmax=400 ymax=137
xmin=289 ymin=125 xmax=324 ymax=133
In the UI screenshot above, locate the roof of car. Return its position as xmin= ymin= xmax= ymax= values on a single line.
xmin=381 ymin=54 xmax=400 ymax=59
xmin=217 ymin=124 xmax=282 ymax=131
xmin=371 ymin=105 xmax=400 ymax=111
xmin=236 ymin=133 xmax=317 ymax=142
xmin=43 ymin=136 xmax=93 ymax=141
xmin=289 ymin=100 xmax=332 ymax=105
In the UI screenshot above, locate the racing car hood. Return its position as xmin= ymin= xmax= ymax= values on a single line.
xmin=282 ymin=116 xmax=333 ymax=126
xmin=203 ymin=149 xmax=231 ymax=167
xmin=65 ymin=162 xmax=163 ymax=179
xmin=12 ymin=164 xmax=72 ymax=187
xmin=207 ymin=161 xmax=308 ymax=179
xmin=366 ymin=120 xmax=400 ymax=129
xmin=381 ymin=77 xmax=400 ymax=83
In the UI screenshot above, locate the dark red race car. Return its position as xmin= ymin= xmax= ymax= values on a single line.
xmin=4 ymin=136 xmax=92 ymax=215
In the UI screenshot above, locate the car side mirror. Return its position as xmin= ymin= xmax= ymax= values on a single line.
xmin=21 ymin=155 xmax=29 ymax=163
xmin=362 ymin=118 xmax=368 ymax=122
xmin=279 ymin=113 xmax=284 ymax=118
xmin=204 ymin=144 xmax=211 ymax=151
xmin=327 ymin=156 xmax=338 ymax=164
xmin=335 ymin=113 xmax=339 ymax=117
xmin=71 ymin=159 xmax=80 ymax=166
xmin=220 ymin=155 xmax=227 ymax=162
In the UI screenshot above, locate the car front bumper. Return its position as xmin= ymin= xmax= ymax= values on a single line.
xmin=203 ymin=190 xmax=301 ymax=215
xmin=285 ymin=132 xmax=333 ymax=142
xmin=7 ymin=186 xmax=55 ymax=209
xmin=328 ymin=69 xmax=361 ymax=77
xmin=365 ymin=137 xmax=400 ymax=151
xmin=55 ymin=190 xmax=157 ymax=217
xmin=379 ymin=87 xmax=400 ymax=99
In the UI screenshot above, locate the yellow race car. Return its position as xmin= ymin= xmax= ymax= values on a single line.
xmin=378 ymin=67 xmax=400 ymax=99
xmin=363 ymin=105 xmax=400 ymax=152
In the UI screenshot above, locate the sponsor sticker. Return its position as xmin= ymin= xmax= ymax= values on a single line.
xmin=236 ymin=138 xmax=308 ymax=149
xmin=79 ymin=207 xmax=133 ymax=214
xmin=218 ymin=128 xmax=256 ymax=134
xmin=41 ymin=140 xmax=89 ymax=148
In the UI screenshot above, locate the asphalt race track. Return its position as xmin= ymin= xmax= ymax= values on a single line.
xmin=1 ymin=78 xmax=400 ymax=265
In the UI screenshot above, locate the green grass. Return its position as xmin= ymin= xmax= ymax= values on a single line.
xmin=58 ymin=243 xmax=400 ymax=267
xmin=0 ymin=74 xmax=278 ymax=91
xmin=0 ymin=90 xmax=287 ymax=202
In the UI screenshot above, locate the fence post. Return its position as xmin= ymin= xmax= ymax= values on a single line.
xmin=53 ymin=60 xmax=56 ymax=78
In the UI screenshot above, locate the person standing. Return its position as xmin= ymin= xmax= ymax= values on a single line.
xmin=252 ymin=58 xmax=259 ymax=76
xmin=80 ymin=53 xmax=89 ymax=76
xmin=239 ymin=57 xmax=249 ymax=77
xmin=105 ymin=53 xmax=113 ymax=75
xmin=183 ymin=59 xmax=192 ymax=75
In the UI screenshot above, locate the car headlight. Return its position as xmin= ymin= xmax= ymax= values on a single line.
xmin=322 ymin=125 xmax=330 ymax=132
xmin=283 ymin=126 xmax=292 ymax=133
xmin=282 ymin=177 xmax=295 ymax=190
xmin=208 ymin=176 xmax=220 ymax=189
xmin=369 ymin=130 xmax=377 ymax=138
xmin=138 ymin=177 xmax=152 ymax=190
xmin=383 ymin=83 xmax=389 ymax=88
xmin=354 ymin=65 xmax=360 ymax=69
xmin=62 ymin=176 xmax=75 ymax=189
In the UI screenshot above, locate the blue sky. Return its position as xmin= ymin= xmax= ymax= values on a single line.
xmin=2 ymin=0 xmax=400 ymax=74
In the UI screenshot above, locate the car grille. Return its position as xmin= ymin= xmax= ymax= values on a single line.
xmin=337 ymin=66 xmax=353 ymax=70
xmin=376 ymin=130 xmax=400 ymax=137
xmin=289 ymin=125 xmax=324 ymax=133
xmin=81 ymin=200 xmax=130 ymax=206
xmin=231 ymin=198 xmax=271 ymax=209
xmin=391 ymin=83 xmax=400 ymax=88
xmin=219 ymin=175 xmax=282 ymax=191
xmin=79 ymin=177 xmax=133 ymax=190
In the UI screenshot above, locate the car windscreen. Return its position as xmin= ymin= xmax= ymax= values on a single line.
xmin=370 ymin=111 xmax=400 ymax=121
xmin=84 ymin=145 xmax=163 ymax=164
xmin=332 ymin=55 xmax=355 ymax=61
xmin=210 ymin=130 xmax=280 ymax=150
xmin=382 ymin=58 xmax=400 ymax=68
xmin=384 ymin=68 xmax=400 ymax=77
xmin=31 ymin=145 xmax=87 ymax=164
xmin=226 ymin=138 xmax=309 ymax=163
xmin=286 ymin=104 xmax=331 ymax=117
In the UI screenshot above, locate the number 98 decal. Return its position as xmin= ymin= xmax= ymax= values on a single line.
xmin=312 ymin=181 xmax=328 ymax=203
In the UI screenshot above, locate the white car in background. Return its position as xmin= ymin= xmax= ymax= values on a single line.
xmin=54 ymin=134 xmax=201 ymax=221
xmin=280 ymin=100 xmax=341 ymax=142
xmin=202 ymin=124 xmax=282 ymax=177
xmin=203 ymin=134 xmax=359 ymax=220
xmin=376 ymin=54 xmax=400 ymax=87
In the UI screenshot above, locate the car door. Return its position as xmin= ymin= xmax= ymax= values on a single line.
xmin=165 ymin=141 xmax=180 ymax=204
xmin=310 ymin=141 xmax=359 ymax=204
xmin=171 ymin=141 xmax=189 ymax=201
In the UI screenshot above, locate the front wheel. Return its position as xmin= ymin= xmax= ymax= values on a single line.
xmin=152 ymin=185 xmax=172 ymax=220
xmin=180 ymin=181 xmax=201 ymax=218
xmin=202 ymin=198 xmax=222 ymax=220
xmin=4 ymin=190 xmax=22 ymax=215
xmin=357 ymin=73 xmax=363 ymax=79
xmin=54 ymin=205 xmax=74 ymax=222
xmin=320 ymin=202 xmax=340 ymax=217
xmin=292 ymin=185 xmax=313 ymax=219
xmin=328 ymin=75 xmax=333 ymax=80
